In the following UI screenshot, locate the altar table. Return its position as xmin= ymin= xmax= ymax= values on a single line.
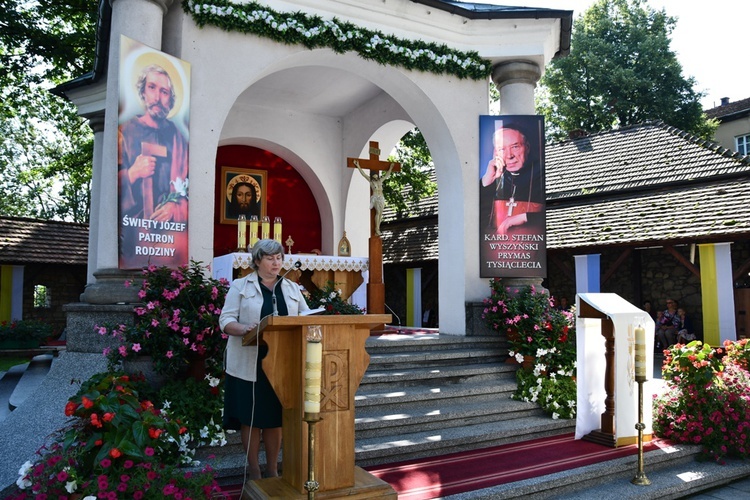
xmin=212 ymin=253 xmax=369 ymax=301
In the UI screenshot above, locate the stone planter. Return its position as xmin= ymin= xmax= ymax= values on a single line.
xmin=122 ymin=356 xmax=167 ymax=388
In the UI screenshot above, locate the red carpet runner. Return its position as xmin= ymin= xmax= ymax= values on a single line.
xmin=222 ymin=433 xmax=661 ymax=499
xmin=363 ymin=432 xmax=660 ymax=500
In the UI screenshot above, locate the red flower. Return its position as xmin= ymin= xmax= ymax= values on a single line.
xmin=110 ymin=448 xmax=122 ymax=458
xmin=90 ymin=413 xmax=102 ymax=428
xmin=64 ymin=401 xmax=78 ymax=416
xmin=148 ymin=427 xmax=163 ymax=439
xmin=82 ymin=396 xmax=94 ymax=409
xmin=103 ymin=412 xmax=115 ymax=422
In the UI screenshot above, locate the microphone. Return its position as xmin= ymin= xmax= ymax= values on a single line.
xmin=272 ymin=261 xmax=302 ymax=316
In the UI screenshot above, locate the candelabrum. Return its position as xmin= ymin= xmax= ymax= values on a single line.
xmin=304 ymin=325 xmax=323 ymax=499
xmin=631 ymin=321 xmax=651 ymax=486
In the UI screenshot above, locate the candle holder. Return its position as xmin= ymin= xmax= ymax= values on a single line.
xmin=236 ymin=214 xmax=247 ymax=252
xmin=261 ymin=215 xmax=270 ymax=240
xmin=304 ymin=325 xmax=323 ymax=499
xmin=273 ymin=217 xmax=283 ymax=244
xmin=631 ymin=318 xmax=651 ymax=486
xmin=303 ymin=412 xmax=322 ymax=500
xmin=248 ymin=215 xmax=259 ymax=249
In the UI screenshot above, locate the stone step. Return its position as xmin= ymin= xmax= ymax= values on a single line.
xmin=355 ymin=397 xmax=544 ymax=439
xmin=355 ymin=415 xmax=575 ymax=467
xmin=360 ymin=361 xmax=516 ymax=391
xmin=8 ymin=355 xmax=54 ymax=411
xmin=355 ymin=376 xmax=519 ymax=409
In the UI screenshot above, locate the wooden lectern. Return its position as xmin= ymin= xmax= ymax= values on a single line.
xmin=242 ymin=314 xmax=397 ymax=499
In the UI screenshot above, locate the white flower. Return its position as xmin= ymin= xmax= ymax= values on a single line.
xmin=162 ymin=400 xmax=171 ymax=409
xmin=200 ymin=426 xmax=210 ymax=438
xmin=205 ymin=374 xmax=221 ymax=387
xmin=552 ymin=412 xmax=560 ymax=419
xmin=65 ymin=480 xmax=78 ymax=493
xmin=514 ymin=352 xmax=524 ymax=363
xmin=15 ymin=461 xmax=33 ymax=489
xmin=171 ymin=177 xmax=189 ymax=197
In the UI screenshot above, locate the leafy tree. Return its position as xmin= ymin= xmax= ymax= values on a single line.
xmin=384 ymin=128 xmax=437 ymax=216
xmin=538 ymin=0 xmax=717 ymax=141
xmin=0 ymin=0 xmax=98 ymax=222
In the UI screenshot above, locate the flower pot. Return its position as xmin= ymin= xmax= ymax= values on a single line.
xmin=522 ymin=355 xmax=535 ymax=371
xmin=186 ymin=352 xmax=207 ymax=381
xmin=122 ymin=356 xmax=167 ymax=388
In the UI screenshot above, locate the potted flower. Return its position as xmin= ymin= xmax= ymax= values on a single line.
xmin=97 ymin=261 xmax=229 ymax=379
xmin=304 ymin=281 xmax=365 ymax=315
xmin=483 ymin=280 xmax=577 ymax=419
xmin=7 ymin=371 xmax=227 ymax=499
xmin=0 ymin=320 xmax=55 ymax=349
xmin=653 ymin=339 xmax=750 ymax=461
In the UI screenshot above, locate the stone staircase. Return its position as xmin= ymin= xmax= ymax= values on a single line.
xmin=198 ymin=331 xmax=575 ymax=480
xmin=354 ymin=332 xmax=574 ymax=467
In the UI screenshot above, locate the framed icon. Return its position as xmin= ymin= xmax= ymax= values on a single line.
xmin=220 ymin=166 xmax=267 ymax=224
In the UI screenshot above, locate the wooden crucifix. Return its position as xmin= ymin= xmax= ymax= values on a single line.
xmin=347 ymin=141 xmax=401 ymax=317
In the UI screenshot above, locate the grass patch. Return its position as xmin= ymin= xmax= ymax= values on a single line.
xmin=0 ymin=357 xmax=31 ymax=372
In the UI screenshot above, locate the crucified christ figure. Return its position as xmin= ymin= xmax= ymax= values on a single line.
xmin=353 ymin=159 xmax=396 ymax=236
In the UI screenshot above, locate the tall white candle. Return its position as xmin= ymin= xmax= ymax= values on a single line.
xmin=634 ymin=326 xmax=647 ymax=380
xmin=273 ymin=217 xmax=283 ymax=244
xmin=249 ymin=215 xmax=259 ymax=247
xmin=261 ymin=215 xmax=270 ymax=240
xmin=237 ymin=215 xmax=247 ymax=250
xmin=304 ymin=342 xmax=322 ymax=414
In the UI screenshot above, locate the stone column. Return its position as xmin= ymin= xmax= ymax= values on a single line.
xmin=470 ymin=60 xmax=547 ymax=331
xmin=491 ymin=60 xmax=541 ymax=115
xmin=81 ymin=0 xmax=173 ymax=304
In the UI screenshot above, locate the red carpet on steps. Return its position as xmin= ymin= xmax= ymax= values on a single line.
xmin=363 ymin=433 xmax=660 ymax=500
xmin=221 ymin=433 xmax=661 ymax=499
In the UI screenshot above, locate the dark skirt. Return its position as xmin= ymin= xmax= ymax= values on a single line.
xmin=223 ymin=345 xmax=282 ymax=430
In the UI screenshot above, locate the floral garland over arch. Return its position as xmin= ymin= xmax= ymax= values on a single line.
xmin=182 ymin=0 xmax=490 ymax=80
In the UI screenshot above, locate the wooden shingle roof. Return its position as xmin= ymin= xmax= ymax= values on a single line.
xmin=0 ymin=216 xmax=89 ymax=265
xmin=545 ymin=122 xmax=750 ymax=250
xmin=382 ymin=121 xmax=750 ymax=261
xmin=382 ymin=171 xmax=438 ymax=265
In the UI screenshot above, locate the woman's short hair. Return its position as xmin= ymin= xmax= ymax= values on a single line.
xmin=250 ymin=239 xmax=284 ymax=270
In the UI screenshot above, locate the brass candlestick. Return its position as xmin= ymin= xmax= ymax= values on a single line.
xmin=631 ymin=320 xmax=650 ymax=486
xmin=631 ymin=378 xmax=651 ymax=485
xmin=304 ymin=412 xmax=322 ymax=500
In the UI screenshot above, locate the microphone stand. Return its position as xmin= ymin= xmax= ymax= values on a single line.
xmin=272 ymin=260 xmax=302 ymax=316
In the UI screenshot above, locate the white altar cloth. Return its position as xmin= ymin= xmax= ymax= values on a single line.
xmin=212 ymin=253 xmax=369 ymax=281
xmin=575 ymin=293 xmax=656 ymax=444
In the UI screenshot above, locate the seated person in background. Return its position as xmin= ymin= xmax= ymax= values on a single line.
xmin=642 ymin=300 xmax=657 ymax=322
xmin=556 ymin=296 xmax=570 ymax=311
xmin=656 ymin=298 xmax=680 ymax=349
xmin=676 ymin=307 xmax=696 ymax=344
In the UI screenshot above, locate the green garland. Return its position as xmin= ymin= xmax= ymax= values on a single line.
xmin=182 ymin=0 xmax=490 ymax=80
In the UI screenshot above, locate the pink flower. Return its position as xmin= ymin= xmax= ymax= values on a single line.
xmin=118 ymin=345 xmax=128 ymax=357
xmin=166 ymin=351 xmax=173 ymax=358
xmin=132 ymin=343 xmax=142 ymax=352
xmin=145 ymin=447 xmax=155 ymax=456
xmin=56 ymin=470 xmax=68 ymax=482
xmin=100 ymin=458 xmax=111 ymax=468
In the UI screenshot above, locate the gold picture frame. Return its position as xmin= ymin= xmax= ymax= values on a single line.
xmin=220 ymin=166 xmax=267 ymax=224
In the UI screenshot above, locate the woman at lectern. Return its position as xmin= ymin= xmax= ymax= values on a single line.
xmin=219 ymin=238 xmax=309 ymax=480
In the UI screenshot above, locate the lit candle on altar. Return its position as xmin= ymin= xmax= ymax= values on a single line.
xmin=304 ymin=341 xmax=322 ymax=414
xmin=273 ymin=217 xmax=283 ymax=243
xmin=634 ymin=324 xmax=647 ymax=381
xmin=261 ymin=216 xmax=270 ymax=240
xmin=248 ymin=215 xmax=259 ymax=248
xmin=237 ymin=215 xmax=247 ymax=251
